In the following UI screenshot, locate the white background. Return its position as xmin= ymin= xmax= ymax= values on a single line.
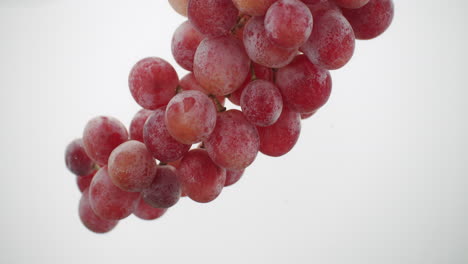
xmin=0 ymin=0 xmax=467 ymax=263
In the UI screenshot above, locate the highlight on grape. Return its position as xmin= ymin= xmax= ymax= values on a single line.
xmin=65 ymin=0 xmax=394 ymax=233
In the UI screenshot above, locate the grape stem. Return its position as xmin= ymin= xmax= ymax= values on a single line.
xmin=175 ymin=85 xmax=183 ymax=94
xmin=209 ymin=95 xmax=226 ymax=112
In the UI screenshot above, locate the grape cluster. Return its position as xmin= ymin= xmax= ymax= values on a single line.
xmin=65 ymin=0 xmax=394 ymax=233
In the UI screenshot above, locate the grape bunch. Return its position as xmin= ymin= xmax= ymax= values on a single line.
xmin=65 ymin=0 xmax=394 ymax=233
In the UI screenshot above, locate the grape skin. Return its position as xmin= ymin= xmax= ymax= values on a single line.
xmin=65 ymin=138 xmax=96 ymax=176
xmin=301 ymin=110 xmax=317 ymax=119
xmin=165 ymin=90 xmax=217 ymax=144
xmin=194 ymin=36 xmax=250 ymax=96
xmin=257 ymin=107 xmax=301 ymax=157
xmin=333 ymin=0 xmax=369 ymax=9
xmin=225 ymin=169 xmax=244 ymax=187
xmin=82 ymin=116 xmax=128 ymax=166
xmin=231 ymin=0 xmax=278 ymax=16
xmin=264 ymin=0 xmax=313 ymax=49
xmin=143 ymin=107 xmax=191 ymax=162
xmin=77 ymin=171 xmax=96 ymax=193
xmin=301 ymin=9 xmax=355 ymax=70
xmin=229 ymin=63 xmax=275 ymax=106
xmin=204 ymin=110 xmax=260 ymax=170
xmin=276 ymin=55 xmax=332 ymax=113
xmin=177 ymin=148 xmax=226 ymax=203
xmin=142 ymin=165 xmax=181 ymax=208
xmin=79 ymin=188 xmax=118 ymax=233
xmin=341 ymin=0 xmax=394 ymax=40
xmin=168 ymin=0 xmax=189 ymax=16
xmin=240 ymin=80 xmax=283 ymax=127
xmin=134 ymin=195 xmax=167 ymax=220
xmin=128 ymin=57 xmax=179 ymax=110
xmin=108 ymin=140 xmax=157 ymax=192
xmin=179 ymin=73 xmax=225 ymax=106
xmin=243 ymin=16 xmax=297 ymax=68
xmin=89 ymin=167 xmax=139 ymax=220
xmin=129 ymin=109 xmax=153 ymax=143
xmin=188 ymin=0 xmax=239 ymax=37
xmin=172 ymin=21 xmax=204 ymax=71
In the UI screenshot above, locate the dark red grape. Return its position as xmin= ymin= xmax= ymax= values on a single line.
xmin=133 ymin=195 xmax=167 ymax=220
xmin=188 ymin=0 xmax=239 ymax=37
xmin=142 ymin=165 xmax=181 ymax=208
xmin=65 ymin=138 xmax=96 ymax=176
xmin=79 ymin=188 xmax=118 ymax=233
xmin=77 ymin=171 xmax=97 ymax=193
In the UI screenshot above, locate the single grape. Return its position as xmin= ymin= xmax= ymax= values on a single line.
xmin=225 ymin=169 xmax=244 ymax=187
xmin=129 ymin=109 xmax=153 ymax=143
xmin=172 ymin=21 xmax=204 ymax=71
xmin=79 ymin=188 xmax=118 ymax=233
xmin=168 ymin=0 xmax=189 ymax=16
xmin=108 ymin=140 xmax=157 ymax=192
xmin=89 ymin=166 xmax=139 ymax=220
xmin=165 ymin=90 xmax=217 ymax=144
xmin=257 ymin=106 xmax=301 ymax=157
xmin=332 ymin=0 xmax=369 ymax=9
xmin=77 ymin=171 xmax=97 ymax=193
xmin=177 ymin=148 xmax=226 ymax=203
xmin=82 ymin=116 xmax=128 ymax=166
xmin=276 ymin=55 xmax=332 ymax=113
xmin=179 ymin=73 xmax=225 ymax=106
xmin=341 ymin=0 xmax=394 ymax=40
xmin=188 ymin=0 xmax=239 ymax=37
xmin=194 ymin=36 xmax=250 ymax=96
xmin=133 ymin=195 xmax=167 ymax=220
xmin=129 ymin=57 xmax=179 ymax=110
xmin=143 ymin=107 xmax=191 ymax=162
xmin=65 ymin=138 xmax=96 ymax=176
xmin=205 ymin=110 xmax=259 ymax=170
xmin=265 ymin=0 xmax=313 ymax=49
xmin=301 ymin=9 xmax=355 ymax=70
xmin=243 ymin=16 xmax=297 ymax=68
xmin=301 ymin=110 xmax=317 ymax=119
xmin=240 ymin=80 xmax=283 ymax=127
xmin=142 ymin=165 xmax=181 ymax=208
xmin=231 ymin=0 xmax=278 ymax=16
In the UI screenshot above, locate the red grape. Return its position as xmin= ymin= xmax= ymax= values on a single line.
xmin=306 ymin=1 xmax=340 ymax=17
xmin=177 ymin=148 xmax=226 ymax=203
xmin=240 ymin=80 xmax=283 ymax=127
xmin=257 ymin=106 xmax=301 ymax=157
xmin=229 ymin=63 xmax=275 ymax=106
xmin=276 ymin=55 xmax=332 ymax=113
xmin=301 ymin=110 xmax=317 ymax=119
xmin=143 ymin=107 xmax=191 ymax=162
xmin=169 ymin=0 xmax=189 ymax=16
xmin=133 ymin=195 xmax=167 ymax=220
xmin=89 ymin=166 xmax=139 ymax=220
xmin=342 ymin=0 xmax=394 ymax=40
xmin=129 ymin=57 xmax=179 ymax=110
xmin=165 ymin=90 xmax=217 ymax=144
xmin=243 ymin=16 xmax=297 ymax=68
xmin=129 ymin=109 xmax=153 ymax=143
xmin=188 ymin=0 xmax=239 ymax=37
xmin=65 ymin=138 xmax=96 ymax=176
xmin=142 ymin=165 xmax=181 ymax=208
xmin=232 ymin=0 xmax=278 ymax=16
xmin=205 ymin=110 xmax=259 ymax=170
xmin=77 ymin=171 xmax=97 ymax=193
xmin=225 ymin=169 xmax=244 ymax=187
xmin=79 ymin=188 xmax=118 ymax=233
xmin=108 ymin=140 xmax=157 ymax=192
xmin=172 ymin=21 xmax=204 ymax=71
xmin=333 ymin=0 xmax=369 ymax=9
xmin=265 ymin=0 xmax=313 ymax=49
xmin=82 ymin=116 xmax=128 ymax=166
xmin=194 ymin=36 xmax=250 ymax=96
xmin=301 ymin=9 xmax=355 ymax=70
xmin=179 ymin=73 xmax=225 ymax=106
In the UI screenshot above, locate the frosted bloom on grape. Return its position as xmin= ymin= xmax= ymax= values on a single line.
xmin=188 ymin=0 xmax=238 ymax=37
xmin=276 ymin=55 xmax=332 ymax=113
xmin=301 ymin=10 xmax=355 ymax=70
xmin=342 ymin=0 xmax=394 ymax=40
xmin=129 ymin=109 xmax=153 ymax=143
xmin=79 ymin=188 xmax=118 ymax=233
xmin=194 ymin=36 xmax=250 ymax=96
xmin=240 ymin=80 xmax=283 ymax=127
xmin=108 ymin=140 xmax=157 ymax=192
xmin=82 ymin=116 xmax=128 ymax=166
xmin=205 ymin=110 xmax=260 ymax=171
xmin=128 ymin=57 xmax=179 ymax=110
xmin=165 ymin=90 xmax=217 ymax=144
xmin=243 ymin=16 xmax=297 ymax=68
xmin=142 ymin=165 xmax=181 ymax=208
xmin=143 ymin=107 xmax=191 ymax=162
xmin=171 ymin=21 xmax=204 ymax=71
xmin=265 ymin=0 xmax=313 ymax=49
